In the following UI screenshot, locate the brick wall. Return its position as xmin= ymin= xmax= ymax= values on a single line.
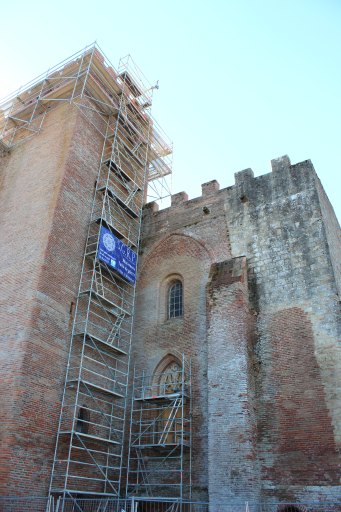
xmin=206 ymin=257 xmax=259 ymax=505
xmin=0 ymin=102 xmax=103 ymax=496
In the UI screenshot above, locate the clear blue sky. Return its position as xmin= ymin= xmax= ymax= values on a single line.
xmin=1 ymin=0 xmax=340 ymax=222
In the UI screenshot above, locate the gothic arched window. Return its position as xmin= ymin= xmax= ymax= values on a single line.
xmin=168 ymin=280 xmax=183 ymax=319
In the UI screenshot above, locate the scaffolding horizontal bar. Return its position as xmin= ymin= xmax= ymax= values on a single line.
xmin=131 ymin=441 xmax=190 ymax=449
xmin=134 ymin=391 xmax=188 ymax=401
xmin=51 ymin=490 xmax=120 ymax=496
xmin=80 ymin=289 xmax=131 ymax=317
xmin=98 ymin=185 xmax=139 ymax=218
xmin=78 ymin=332 xmax=128 ymax=355
xmin=94 ymin=217 xmax=137 ymax=248
xmin=59 ymin=431 xmax=121 ymax=445
xmin=67 ymin=378 xmax=125 ymax=398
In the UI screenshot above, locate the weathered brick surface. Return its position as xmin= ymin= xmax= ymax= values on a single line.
xmin=206 ymin=257 xmax=259 ymax=505
xmin=0 ymin=102 xmax=103 ymax=496
xmin=258 ymin=308 xmax=339 ymax=497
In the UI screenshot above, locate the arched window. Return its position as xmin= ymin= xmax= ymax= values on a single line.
xmin=168 ymin=280 xmax=183 ymax=319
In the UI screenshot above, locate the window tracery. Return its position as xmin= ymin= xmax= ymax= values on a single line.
xmin=159 ymin=361 xmax=182 ymax=394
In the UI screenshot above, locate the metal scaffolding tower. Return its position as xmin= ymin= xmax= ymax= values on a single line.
xmin=0 ymin=44 xmax=172 ymax=506
xmin=127 ymin=355 xmax=192 ymax=500
xmin=0 ymin=44 xmax=172 ymax=202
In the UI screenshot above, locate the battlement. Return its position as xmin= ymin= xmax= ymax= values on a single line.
xmin=144 ymin=155 xmax=316 ymax=215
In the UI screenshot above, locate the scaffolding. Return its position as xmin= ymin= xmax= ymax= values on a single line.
xmin=0 ymin=43 xmax=172 ymax=506
xmin=0 ymin=43 xmax=172 ymax=202
xmin=127 ymin=355 xmax=192 ymax=501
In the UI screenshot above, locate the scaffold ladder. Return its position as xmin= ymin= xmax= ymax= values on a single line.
xmin=158 ymin=398 xmax=182 ymax=445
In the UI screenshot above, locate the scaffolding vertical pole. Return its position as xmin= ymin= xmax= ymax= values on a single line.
xmin=180 ymin=354 xmax=184 ymax=503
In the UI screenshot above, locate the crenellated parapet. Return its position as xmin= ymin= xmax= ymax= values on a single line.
xmin=144 ymin=155 xmax=319 ymax=220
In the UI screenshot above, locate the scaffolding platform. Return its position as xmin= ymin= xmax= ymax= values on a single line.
xmin=135 ymin=391 xmax=188 ymax=402
xmin=93 ymin=217 xmax=136 ymax=246
xmin=79 ymin=289 xmax=131 ymax=318
xmin=97 ymin=185 xmax=139 ymax=218
xmin=52 ymin=490 xmax=120 ymax=497
xmin=59 ymin=431 xmax=121 ymax=446
xmin=133 ymin=440 xmax=190 ymax=450
xmin=66 ymin=378 xmax=125 ymax=399
xmin=76 ymin=332 xmax=128 ymax=356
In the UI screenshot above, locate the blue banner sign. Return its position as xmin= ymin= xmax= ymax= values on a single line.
xmin=98 ymin=226 xmax=137 ymax=283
